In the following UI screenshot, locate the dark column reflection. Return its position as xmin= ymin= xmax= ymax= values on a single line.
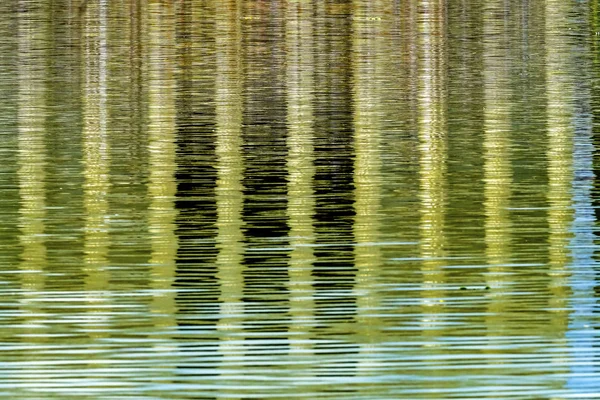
xmin=240 ymin=0 xmax=290 ymax=340
xmin=586 ymin=0 xmax=600 ymax=389
xmin=45 ymin=0 xmax=84 ymax=283
xmin=311 ymin=0 xmax=358 ymax=382
xmin=0 ymin=2 xmax=20 ymax=281
xmin=592 ymin=4 xmax=600 ymax=260
xmin=580 ymin=1 xmax=600 ymax=390
xmin=173 ymin=1 xmax=219 ymax=365
xmin=566 ymin=1 xmax=596 ymax=387
xmin=593 ymin=1 xmax=600 ymax=311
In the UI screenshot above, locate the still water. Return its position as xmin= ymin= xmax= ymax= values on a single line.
xmin=2 ymin=0 xmax=600 ymax=398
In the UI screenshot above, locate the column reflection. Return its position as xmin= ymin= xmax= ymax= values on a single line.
xmin=545 ymin=0 xmax=575 ymax=387
xmin=17 ymin=0 xmax=50 ymax=355
xmin=311 ymin=1 xmax=358 ymax=384
xmin=240 ymin=0 xmax=289 ymax=351
xmin=146 ymin=0 xmax=178 ymax=368
xmin=285 ymin=0 xmax=316 ymax=367
xmin=81 ymin=0 xmax=110 ymax=338
xmin=482 ymin=0 xmax=512 ymax=339
xmin=566 ymin=12 xmax=595 ymax=389
xmin=214 ymin=1 xmax=246 ymax=396
xmin=351 ymin=0 xmax=386 ymax=381
xmin=417 ymin=0 xmax=447 ymax=332
xmin=17 ymin=1 xmax=49 ymax=296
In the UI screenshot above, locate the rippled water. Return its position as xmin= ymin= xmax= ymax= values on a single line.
xmin=2 ymin=0 xmax=600 ymax=398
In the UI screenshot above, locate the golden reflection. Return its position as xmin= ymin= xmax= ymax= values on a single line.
xmin=545 ymin=0 xmax=573 ymax=371
xmin=81 ymin=0 xmax=110 ymax=338
xmin=214 ymin=0 xmax=245 ymax=391
xmin=286 ymin=0 xmax=316 ymax=360
xmin=146 ymin=0 xmax=177 ymax=341
xmin=400 ymin=0 xmax=419 ymax=131
xmin=482 ymin=0 xmax=512 ymax=337
xmin=352 ymin=0 xmax=386 ymax=376
xmin=17 ymin=0 xmax=49 ymax=349
xmin=417 ymin=0 xmax=447 ymax=327
xmin=17 ymin=1 xmax=48 ymax=294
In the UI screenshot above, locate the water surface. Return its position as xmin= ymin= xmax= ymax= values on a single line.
xmin=1 ymin=0 xmax=600 ymax=398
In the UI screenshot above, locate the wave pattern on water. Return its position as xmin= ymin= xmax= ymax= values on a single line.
xmin=1 ymin=0 xmax=600 ymax=398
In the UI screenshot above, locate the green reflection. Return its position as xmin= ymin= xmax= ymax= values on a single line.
xmin=352 ymin=0 xmax=386 ymax=380
xmin=146 ymin=0 xmax=178 ymax=351
xmin=1 ymin=1 xmax=598 ymax=398
xmin=286 ymin=0 xmax=316 ymax=359
xmin=482 ymin=0 xmax=512 ymax=338
xmin=17 ymin=2 xmax=50 ymax=364
xmin=81 ymin=0 xmax=110 ymax=338
xmin=17 ymin=1 xmax=49 ymax=295
xmin=214 ymin=2 xmax=245 ymax=397
xmin=545 ymin=0 xmax=574 ymax=380
xmin=418 ymin=0 xmax=447 ymax=323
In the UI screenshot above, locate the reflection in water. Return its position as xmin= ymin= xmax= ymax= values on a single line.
xmin=482 ymin=0 xmax=512 ymax=345
xmin=17 ymin=1 xmax=48 ymax=295
xmin=3 ymin=0 xmax=600 ymax=398
xmin=81 ymin=0 xmax=110 ymax=337
xmin=173 ymin=0 xmax=219 ymax=361
xmin=285 ymin=0 xmax=316 ymax=379
xmin=214 ymin=0 xmax=246 ymax=395
xmin=15 ymin=1 xmax=50 ymax=395
xmin=16 ymin=3 xmax=50 ymax=387
xmin=567 ymin=30 xmax=597 ymax=391
xmin=545 ymin=0 xmax=573 ymax=374
xmin=146 ymin=0 xmax=178 ymax=383
xmin=417 ymin=0 xmax=447 ymax=338
xmin=312 ymin=1 xmax=358 ymax=386
xmin=240 ymin=3 xmax=290 ymax=392
xmin=351 ymin=0 xmax=385 ymax=381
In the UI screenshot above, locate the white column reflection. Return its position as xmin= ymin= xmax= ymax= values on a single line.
xmin=17 ymin=0 xmax=49 ymax=357
xmin=545 ymin=0 xmax=574 ymax=387
xmin=146 ymin=0 xmax=178 ymax=376
xmin=285 ymin=0 xmax=316 ymax=371
xmin=482 ymin=0 xmax=512 ymax=343
xmin=214 ymin=2 xmax=245 ymax=397
xmin=17 ymin=1 xmax=48 ymax=296
xmin=351 ymin=0 xmax=387 ymax=382
xmin=417 ymin=0 xmax=447 ymax=335
xmin=82 ymin=0 xmax=111 ymax=339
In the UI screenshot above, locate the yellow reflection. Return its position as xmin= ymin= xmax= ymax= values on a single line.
xmin=17 ymin=1 xmax=48 ymax=294
xmin=214 ymin=1 xmax=245 ymax=394
xmin=17 ymin=1 xmax=49 ymax=348
xmin=81 ymin=0 xmax=110 ymax=338
xmin=545 ymin=0 xmax=573 ymax=371
xmin=146 ymin=0 xmax=177 ymax=341
xmin=482 ymin=0 xmax=512 ymax=337
xmin=417 ymin=0 xmax=447 ymax=327
xmin=286 ymin=0 xmax=316 ymax=360
xmin=402 ymin=0 xmax=419 ymax=129
xmin=352 ymin=0 xmax=386 ymax=376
